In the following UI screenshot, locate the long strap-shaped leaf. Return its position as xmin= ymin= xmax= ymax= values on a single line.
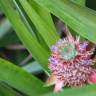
xmin=28 ymin=0 xmax=59 ymax=49
xmin=71 ymin=0 xmax=86 ymax=6
xmin=28 ymin=0 xmax=57 ymax=35
xmin=13 ymin=0 xmax=37 ymax=41
xmin=13 ymin=0 xmax=49 ymax=51
xmin=0 ymin=83 xmax=17 ymax=96
xmin=0 ymin=58 xmax=51 ymax=96
xmin=42 ymin=85 xmax=96 ymax=96
xmin=33 ymin=0 xmax=96 ymax=43
xmin=19 ymin=0 xmax=59 ymax=47
xmin=0 ymin=0 xmax=49 ymax=70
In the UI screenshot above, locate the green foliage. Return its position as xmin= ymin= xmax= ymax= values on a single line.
xmin=0 ymin=0 xmax=50 ymax=71
xmin=0 ymin=0 xmax=96 ymax=95
xmin=71 ymin=0 xmax=86 ymax=6
xmin=43 ymin=85 xmax=96 ymax=96
xmin=0 ymin=83 xmax=17 ymax=96
xmin=19 ymin=0 xmax=59 ymax=47
xmin=0 ymin=58 xmax=51 ymax=96
xmin=33 ymin=0 xmax=96 ymax=43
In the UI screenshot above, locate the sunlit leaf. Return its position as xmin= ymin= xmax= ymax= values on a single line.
xmin=0 ymin=0 xmax=49 ymax=70
xmin=33 ymin=0 xmax=96 ymax=43
xmin=43 ymin=85 xmax=96 ymax=96
xmin=19 ymin=0 xmax=59 ymax=47
xmin=0 ymin=58 xmax=51 ymax=95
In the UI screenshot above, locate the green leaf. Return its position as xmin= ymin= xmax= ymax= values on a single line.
xmin=43 ymin=85 xmax=96 ymax=96
xmin=28 ymin=0 xmax=59 ymax=49
xmin=0 ymin=58 xmax=51 ymax=95
xmin=0 ymin=0 xmax=49 ymax=70
xmin=71 ymin=0 xmax=86 ymax=6
xmin=13 ymin=0 xmax=38 ymax=41
xmin=19 ymin=0 xmax=59 ymax=47
xmin=33 ymin=0 xmax=96 ymax=43
xmin=0 ymin=83 xmax=17 ymax=96
xmin=28 ymin=0 xmax=57 ymax=35
xmin=13 ymin=0 xmax=49 ymax=51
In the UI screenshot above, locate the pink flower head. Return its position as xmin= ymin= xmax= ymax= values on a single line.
xmin=46 ymin=31 xmax=96 ymax=93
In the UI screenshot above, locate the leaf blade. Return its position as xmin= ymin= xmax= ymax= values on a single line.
xmin=0 ymin=83 xmax=17 ymax=96
xmin=19 ymin=0 xmax=59 ymax=47
xmin=33 ymin=0 xmax=96 ymax=43
xmin=0 ymin=58 xmax=51 ymax=95
xmin=42 ymin=85 xmax=96 ymax=96
xmin=0 ymin=0 xmax=49 ymax=70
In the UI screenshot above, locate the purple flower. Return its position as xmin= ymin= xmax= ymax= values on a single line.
xmin=51 ymin=46 xmax=58 ymax=53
